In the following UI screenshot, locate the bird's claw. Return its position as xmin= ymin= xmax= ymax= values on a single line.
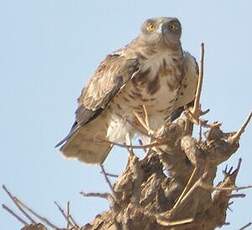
xmin=134 ymin=105 xmax=155 ymax=136
xmin=184 ymin=107 xmax=209 ymax=127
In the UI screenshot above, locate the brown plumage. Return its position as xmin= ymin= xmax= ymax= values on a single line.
xmin=56 ymin=17 xmax=198 ymax=164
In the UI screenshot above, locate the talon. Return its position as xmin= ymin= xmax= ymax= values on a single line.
xmin=134 ymin=110 xmax=154 ymax=136
xmin=184 ymin=108 xmax=209 ymax=127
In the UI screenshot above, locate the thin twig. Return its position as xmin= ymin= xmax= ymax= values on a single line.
xmin=15 ymin=198 xmax=59 ymax=229
xmin=228 ymin=201 xmax=234 ymax=212
xmin=117 ymin=113 xmax=154 ymax=138
xmin=236 ymin=158 xmax=242 ymax=174
xmin=194 ymin=43 xmax=204 ymax=115
xmin=102 ymin=172 xmax=118 ymax=178
xmin=66 ymin=201 xmax=70 ymax=229
xmin=228 ymin=193 xmax=246 ymax=199
xmin=2 ymin=204 xmax=28 ymax=225
xmin=227 ymin=205 xmax=233 ymax=212
xmin=201 ymin=184 xmax=252 ymax=192
xmin=54 ymin=201 xmax=67 ymax=219
xmin=99 ymin=138 xmax=163 ymax=149
xmin=223 ymin=165 xmax=233 ymax=176
xmin=54 ymin=201 xmax=73 ymax=228
xmin=80 ymin=192 xmax=112 ymax=200
xmin=65 ymin=202 xmax=78 ymax=228
xmin=239 ymin=222 xmax=252 ymax=230
xmin=199 ymin=122 xmax=203 ymax=142
xmin=187 ymin=42 xmax=205 ymax=126
xmin=100 ymin=164 xmax=117 ymax=199
xmin=64 ymin=201 xmax=78 ymax=229
xmin=228 ymin=201 xmax=234 ymax=206
xmin=2 ymin=185 xmax=36 ymax=224
xmin=221 ymin=158 xmax=242 ymax=183
xmin=69 ymin=216 xmax=78 ymax=228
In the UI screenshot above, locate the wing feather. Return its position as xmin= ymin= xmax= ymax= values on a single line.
xmin=56 ymin=53 xmax=139 ymax=147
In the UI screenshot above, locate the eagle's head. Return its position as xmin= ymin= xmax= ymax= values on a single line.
xmin=140 ymin=17 xmax=182 ymax=48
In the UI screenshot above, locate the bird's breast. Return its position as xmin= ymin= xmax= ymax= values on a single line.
xmin=106 ymin=52 xmax=184 ymax=142
xmin=122 ymin=53 xmax=184 ymax=114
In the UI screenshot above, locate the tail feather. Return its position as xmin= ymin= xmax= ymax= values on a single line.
xmin=56 ymin=117 xmax=112 ymax=164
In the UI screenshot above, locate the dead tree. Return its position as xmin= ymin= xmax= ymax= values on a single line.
xmin=2 ymin=44 xmax=252 ymax=230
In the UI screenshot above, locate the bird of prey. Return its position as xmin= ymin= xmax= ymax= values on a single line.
xmin=56 ymin=17 xmax=198 ymax=164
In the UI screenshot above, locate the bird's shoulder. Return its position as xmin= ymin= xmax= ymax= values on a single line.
xmin=183 ymin=51 xmax=199 ymax=76
xmin=78 ymin=50 xmax=140 ymax=110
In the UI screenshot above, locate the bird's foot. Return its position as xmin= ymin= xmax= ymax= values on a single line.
xmin=184 ymin=106 xmax=211 ymax=128
xmin=134 ymin=105 xmax=155 ymax=137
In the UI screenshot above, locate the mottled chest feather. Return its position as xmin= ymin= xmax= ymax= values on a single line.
xmin=107 ymin=51 xmax=185 ymax=139
xmin=136 ymin=52 xmax=183 ymax=89
xmin=129 ymin=51 xmax=184 ymax=102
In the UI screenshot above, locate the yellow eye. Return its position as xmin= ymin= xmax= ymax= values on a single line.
xmin=146 ymin=23 xmax=156 ymax=32
xmin=169 ymin=23 xmax=178 ymax=31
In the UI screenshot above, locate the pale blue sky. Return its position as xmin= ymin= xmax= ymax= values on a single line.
xmin=0 ymin=0 xmax=251 ymax=229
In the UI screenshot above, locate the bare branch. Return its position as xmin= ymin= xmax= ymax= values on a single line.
xmin=228 ymin=193 xmax=246 ymax=199
xmin=2 ymin=204 xmax=28 ymax=225
xmin=15 ymin=198 xmax=59 ymax=229
xmin=80 ymin=192 xmax=113 ymax=201
xmin=100 ymin=171 xmax=118 ymax=178
xmin=54 ymin=201 xmax=69 ymax=224
xmin=100 ymin=164 xmax=117 ymax=200
xmin=99 ymin=138 xmax=163 ymax=149
xmin=2 ymin=185 xmax=36 ymax=224
xmin=193 ymin=43 xmax=204 ymax=118
xmin=239 ymin=222 xmax=252 ymax=230
xmin=201 ymin=184 xmax=252 ymax=192
xmin=54 ymin=201 xmax=75 ymax=228
xmin=229 ymin=112 xmax=252 ymax=144
xmin=66 ymin=202 xmax=70 ymax=229
xmin=185 ymin=42 xmax=207 ymax=126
